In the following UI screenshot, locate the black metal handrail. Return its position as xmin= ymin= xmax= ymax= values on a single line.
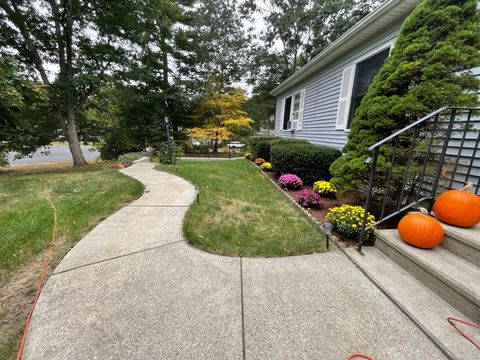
xmin=358 ymin=107 xmax=480 ymax=252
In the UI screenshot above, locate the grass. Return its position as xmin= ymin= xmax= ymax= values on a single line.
xmin=0 ymin=162 xmax=144 ymax=359
xmin=157 ymin=160 xmax=326 ymax=257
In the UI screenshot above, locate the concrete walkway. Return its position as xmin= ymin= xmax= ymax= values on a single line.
xmin=22 ymin=162 xmax=447 ymax=359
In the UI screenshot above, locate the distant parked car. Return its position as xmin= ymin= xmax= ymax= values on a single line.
xmin=191 ymin=140 xmax=201 ymax=146
xmin=227 ymin=141 xmax=245 ymax=148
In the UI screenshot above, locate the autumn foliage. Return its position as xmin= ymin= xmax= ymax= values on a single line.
xmin=188 ymin=87 xmax=253 ymax=144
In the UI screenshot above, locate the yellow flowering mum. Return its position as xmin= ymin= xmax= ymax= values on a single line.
xmin=325 ymin=205 xmax=376 ymax=240
xmin=313 ymin=181 xmax=337 ymax=197
xmin=261 ymin=162 xmax=272 ymax=171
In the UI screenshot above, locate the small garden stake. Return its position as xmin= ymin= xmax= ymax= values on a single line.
xmin=322 ymin=222 xmax=333 ymax=250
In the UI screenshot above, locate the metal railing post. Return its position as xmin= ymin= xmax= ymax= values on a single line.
xmin=358 ymin=147 xmax=379 ymax=253
xmin=428 ymin=108 xmax=457 ymax=212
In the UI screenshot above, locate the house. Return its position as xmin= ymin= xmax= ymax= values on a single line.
xmin=270 ymin=0 xmax=480 ymax=149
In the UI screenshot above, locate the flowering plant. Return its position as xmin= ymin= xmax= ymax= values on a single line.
xmin=325 ymin=205 xmax=375 ymax=239
xmin=297 ymin=189 xmax=322 ymax=208
xmin=261 ymin=162 xmax=272 ymax=171
xmin=111 ymin=163 xmax=130 ymax=169
xmin=244 ymin=152 xmax=253 ymax=160
xmin=255 ymin=157 xmax=265 ymax=166
xmin=313 ymin=181 xmax=337 ymax=197
xmin=278 ymin=174 xmax=303 ymax=190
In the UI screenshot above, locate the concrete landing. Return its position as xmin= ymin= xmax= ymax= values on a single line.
xmin=22 ymin=162 xmax=447 ymax=359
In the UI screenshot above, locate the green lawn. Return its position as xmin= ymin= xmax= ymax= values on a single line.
xmin=157 ymin=160 xmax=326 ymax=257
xmin=0 ymin=163 xmax=143 ymax=359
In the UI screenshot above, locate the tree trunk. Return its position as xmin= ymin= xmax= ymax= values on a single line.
xmin=1 ymin=0 xmax=87 ymax=167
xmin=65 ymin=102 xmax=87 ymax=167
xmin=160 ymin=37 xmax=169 ymax=87
xmin=62 ymin=1 xmax=86 ymax=167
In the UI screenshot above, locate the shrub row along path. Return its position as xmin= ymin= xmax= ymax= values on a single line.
xmin=22 ymin=161 xmax=446 ymax=360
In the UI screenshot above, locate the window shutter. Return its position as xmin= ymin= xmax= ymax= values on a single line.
xmin=298 ymin=89 xmax=306 ymax=130
xmin=281 ymin=98 xmax=286 ymax=130
xmin=336 ymin=65 xmax=355 ymax=130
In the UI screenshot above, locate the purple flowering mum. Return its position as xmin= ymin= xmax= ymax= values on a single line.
xmin=297 ymin=189 xmax=322 ymax=208
xmin=278 ymin=174 xmax=303 ymax=190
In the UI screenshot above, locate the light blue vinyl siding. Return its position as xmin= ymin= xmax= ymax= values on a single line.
xmin=275 ymin=21 xmax=403 ymax=149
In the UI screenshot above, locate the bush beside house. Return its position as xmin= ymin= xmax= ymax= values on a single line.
xmin=271 ymin=142 xmax=341 ymax=184
xmin=248 ymin=135 xmax=278 ymax=160
xmin=249 ymin=135 xmax=310 ymax=160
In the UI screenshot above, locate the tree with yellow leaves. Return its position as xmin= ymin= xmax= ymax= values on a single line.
xmin=188 ymin=87 xmax=253 ymax=152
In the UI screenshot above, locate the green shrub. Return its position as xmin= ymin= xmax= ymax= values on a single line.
xmin=270 ymin=138 xmax=310 ymax=147
xmin=154 ymin=141 xmax=183 ymax=164
xmin=249 ymin=136 xmax=310 ymax=160
xmin=330 ymin=0 xmax=480 ymax=193
xmin=271 ymin=142 xmax=341 ymax=184
xmin=248 ymin=135 xmax=278 ymax=160
xmin=98 ymin=128 xmax=143 ymax=160
xmin=118 ymin=152 xmax=146 ymax=165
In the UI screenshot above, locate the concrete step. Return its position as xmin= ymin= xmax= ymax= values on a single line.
xmin=375 ymin=230 xmax=480 ymax=323
xmin=343 ymin=246 xmax=480 ymax=360
xmin=439 ymin=223 xmax=480 ymax=266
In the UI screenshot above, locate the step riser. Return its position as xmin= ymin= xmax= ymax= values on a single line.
xmin=442 ymin=235 xmax=480 ymax=266
xmin=376 ymin=237 xmax=480 ymax=323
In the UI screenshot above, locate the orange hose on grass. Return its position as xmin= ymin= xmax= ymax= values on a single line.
xmin=17 ymin=194 xmax=58 ymax=360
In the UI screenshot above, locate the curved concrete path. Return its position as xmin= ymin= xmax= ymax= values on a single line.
xmin=22 ymin=162 xmax=447 ymax=359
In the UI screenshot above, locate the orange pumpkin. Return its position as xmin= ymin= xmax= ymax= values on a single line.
xmin=398 ymin=208 xmax=444 ymax=249
xmin=433 ymin=183 xmax=480 ymax=228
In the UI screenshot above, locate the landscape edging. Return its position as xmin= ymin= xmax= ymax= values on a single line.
xmin=256 ymin=163 xmax=340 ymax=248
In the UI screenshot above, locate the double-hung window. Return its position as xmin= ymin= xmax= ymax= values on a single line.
xmin=336 ymin=47 xmax=390 ymax=130
xmin=282 ymin=89 xmax=305 ymax=131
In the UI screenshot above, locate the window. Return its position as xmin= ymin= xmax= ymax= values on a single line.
xmin=282 ymin=90 xmax=305 ymax=130
xmin=346 ymin=48 xmax=390 ymax=129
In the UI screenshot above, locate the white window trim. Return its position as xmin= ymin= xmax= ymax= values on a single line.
xmin=339 ymin=41 xmax=394 ymax=132
xmin=280 ymin=89 xmax=306 ymax=132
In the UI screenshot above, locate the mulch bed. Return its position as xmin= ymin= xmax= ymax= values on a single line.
xmin=263 ymin=171 xmax=363 ymax=223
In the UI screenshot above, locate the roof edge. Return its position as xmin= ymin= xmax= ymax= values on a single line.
xmin=270 ymin=0 xmax=417 ymax=96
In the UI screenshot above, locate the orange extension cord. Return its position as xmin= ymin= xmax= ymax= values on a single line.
xmin=347 ymin=354 xmax=374 ymax=360
xmin=347 ymin=316 xmax=480 ymax=360
xmin=447 ymin=317 xmax=480 ymax=351
xmin=16 ymin=194 xmax=58 ymax=360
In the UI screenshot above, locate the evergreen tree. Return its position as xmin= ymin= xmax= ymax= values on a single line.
xmin=330 ymin=0 xmax=480 ymax=193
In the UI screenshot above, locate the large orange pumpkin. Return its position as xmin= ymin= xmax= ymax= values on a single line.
xmin=433 ymin=183 xmax=480 ymax=228
xmin=398 ymin=208 xmax=444 ymax=249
